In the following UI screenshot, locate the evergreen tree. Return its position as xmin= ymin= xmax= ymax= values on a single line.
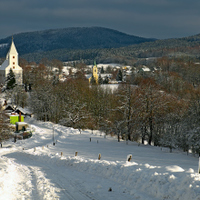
xmin=100 ymin=67 xmax=104 ymax=74
xmin=6 ymin=68 xmax=16 ymax=90
xmin=116 ymin=69 xmax=123 ymax=81
xmin=90 ymin=75 xmax=97 ymax=85
xmin=98 ymin=74 xmax=103 ymax=84
xmin=103 ymin=76 xmax=109 ymax=84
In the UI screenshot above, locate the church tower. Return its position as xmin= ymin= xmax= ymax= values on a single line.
xmin=0 ymin=38 xmax=23 ymax=85
xmin=92 ymin=60 xmax=98 ymax=84
xmin=89 ymin=60 xmax=99 ymax=84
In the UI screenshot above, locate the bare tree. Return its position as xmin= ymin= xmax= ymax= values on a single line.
xmin=0 ymin=108 xmax=11 ymax=143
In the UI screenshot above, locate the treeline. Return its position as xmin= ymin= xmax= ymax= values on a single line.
xmin=18 ymin=32 xmax=200 ymax=64
xmin=21 ymin=39 xmax=200 ymax=65
xmin=19 ymin=56 xmax=200 ymax=155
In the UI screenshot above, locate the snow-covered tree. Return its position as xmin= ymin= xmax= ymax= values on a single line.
xmin=88 ymin=86 xmax=112 ymax=130
xmin=59 ymin=101 xmax=87 ymax=132
xmin=12 ymin=85 xmax=28 ymax=108
xmin=181 ymin=88 xmax=200 ymax=155
xmin=113 ymin=82 xmax=137 ymax=142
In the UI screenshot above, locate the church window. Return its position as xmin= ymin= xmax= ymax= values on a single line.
xmin=13 ymin=56 xmax=15 ymax=59
xmin=13 ymin=66 xmax=15 ymax=69
xmin=13 ymin=62 xmax=15 ymax=65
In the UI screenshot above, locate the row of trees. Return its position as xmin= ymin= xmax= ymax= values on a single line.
xmin=20 ymin=57 xmax=200 ymax=156
xmin=2 ymin=56 xmax=200 ymax=155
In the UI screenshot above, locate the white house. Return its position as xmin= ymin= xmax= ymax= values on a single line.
xmin=0 ymin=39 xmax=23 ymax=85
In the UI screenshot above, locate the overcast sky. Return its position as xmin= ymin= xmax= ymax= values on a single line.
xmin=0 ymin=0 xmax=200 ymax=40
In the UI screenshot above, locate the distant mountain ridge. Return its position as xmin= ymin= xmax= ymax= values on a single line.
xmin=1 ymin=27 xmax=200 ymax=64
xmin=0 ymin=27 xmax=156 ymax=59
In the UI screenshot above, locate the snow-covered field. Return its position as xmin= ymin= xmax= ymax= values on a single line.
xmin=0 ymin=117 xmax=200 ymax=200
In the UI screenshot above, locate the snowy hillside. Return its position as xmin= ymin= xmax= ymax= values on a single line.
xmin=0 ymin=117 xmax=200 ymax=200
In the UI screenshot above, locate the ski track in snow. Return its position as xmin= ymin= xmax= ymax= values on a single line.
xmin=0 ymin=117 xmax=200 ymax=200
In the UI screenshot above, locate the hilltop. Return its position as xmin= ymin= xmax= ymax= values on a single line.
xmin=0 ymin=27 xmax=155 ymax=58
xmin=1 ymin=27 xmax=200 ymax=63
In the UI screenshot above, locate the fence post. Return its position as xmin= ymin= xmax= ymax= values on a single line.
xmin=98 ymin=153 xmax=101 ymax=160
xmin=127 ymin=154 xmax=132 ymax=162
xmin=75 ymin=152 xmax=78 ymax=156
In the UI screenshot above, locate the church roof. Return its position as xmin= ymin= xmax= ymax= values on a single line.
xmin=0 ymin=39 xmax=18 ymax=70
xmin=6 ymin=40 xmax=18 ymax=59
xmin=85 ymin=74 xmax=92 ymax=79
xmin=0 ymin=60 xmax=9 ymax=70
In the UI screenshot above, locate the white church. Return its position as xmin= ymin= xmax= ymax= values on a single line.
xmin=0 ymin=38 xmax=23 ymax=85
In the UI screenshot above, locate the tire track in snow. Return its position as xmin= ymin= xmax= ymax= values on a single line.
xmin=28 ymin=167 xmax=42 ymax=199
xmin=0 ymin=156 xmax=32 ymax=199
xmin=1 ymin=154 xmax=60 ymax=200
xmin=28 ymin=166 xmax=60 ymax=200
xmin=27 ymin=156 xmax=97 ymax=200
xmin=4 ymin=152 xmax=96 ymax=200
xmin=51 ymin=171 xmax=96 ymax=200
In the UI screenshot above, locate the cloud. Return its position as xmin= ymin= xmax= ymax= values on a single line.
xmin=0 ymin=0 xmax=200 ymax=39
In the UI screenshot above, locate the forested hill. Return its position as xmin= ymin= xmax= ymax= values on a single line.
xmin=1 ymin=27 xmax=200 ymax=63
xmin=0 ymin=27 xmax=155 ymax=58
xmin=18 ymin=33 xmax=200 ymax=64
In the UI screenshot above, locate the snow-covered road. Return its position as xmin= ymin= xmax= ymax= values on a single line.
xmin=0 ymin=117 xmax=199 ymax=200
xmin=1 ymin=150 xmax=139 ymax=200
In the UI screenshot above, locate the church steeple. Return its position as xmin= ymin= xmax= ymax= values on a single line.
xmin=6 ymin=37 xmax=19 ymax=69
xmin=92 ymin=60 xmax=98 ymax=84
xmin=7 ymin=36 xmax=18 ymax=56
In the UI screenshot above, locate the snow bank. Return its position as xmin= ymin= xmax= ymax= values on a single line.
xmin=1 ymin=117 xmax=199 ymax=200
xmin=20 ymin=150 xmax=200 ymax=200
xmin=14 ymin=117 xmax=199 ymax=200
